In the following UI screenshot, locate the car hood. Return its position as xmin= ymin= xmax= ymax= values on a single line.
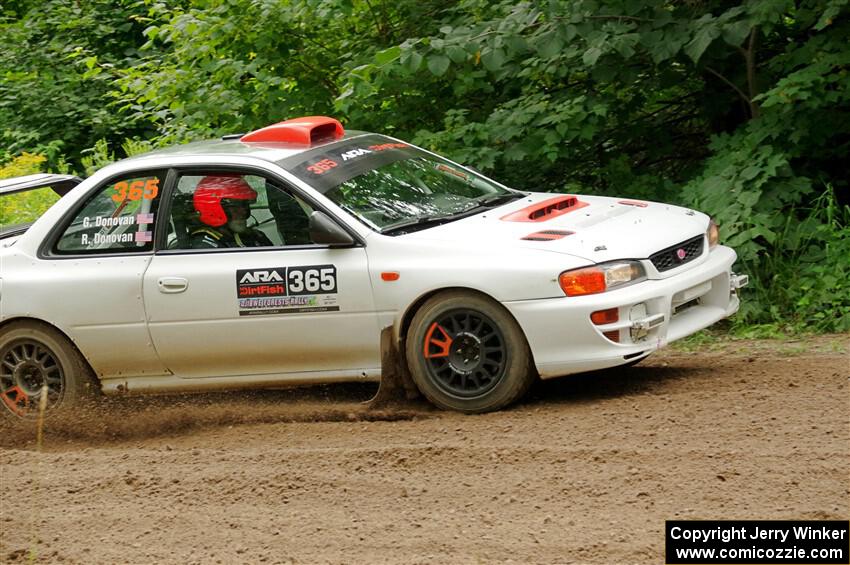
xmin=399 ymin=192 xmax=708 ymax=264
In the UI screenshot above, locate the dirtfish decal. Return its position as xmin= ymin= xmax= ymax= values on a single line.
xmin=235 ymin=265 xmax=339 ymax=315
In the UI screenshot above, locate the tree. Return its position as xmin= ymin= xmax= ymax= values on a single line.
xmin=2 ymin=0 xmax=848 ymax=330
xmin=0 ymin=0 xmax=158 ymax=164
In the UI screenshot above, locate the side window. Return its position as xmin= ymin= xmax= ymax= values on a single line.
xmin=54 ymin=171 xmax=164 ymax=254
xmin=165 ymin=172 xmax=315 ymax=250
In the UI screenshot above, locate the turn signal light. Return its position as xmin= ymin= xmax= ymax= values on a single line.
xmin=559 ymin=261 xmax=646 ymax=296
xmin=559 ymin=268 xmax=606 ymax=296
xmin=591 ymin=308 xmax=619 ymax=325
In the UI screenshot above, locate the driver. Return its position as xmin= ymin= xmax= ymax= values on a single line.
xmin=189 ymin=175 xmax=273 ymax=248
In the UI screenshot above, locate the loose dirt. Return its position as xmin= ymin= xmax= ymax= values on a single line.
xmin=1 ymin=335 xmax=847 ymax=564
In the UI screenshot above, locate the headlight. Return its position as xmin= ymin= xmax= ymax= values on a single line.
xmin=707 ymin=219 xmax=719 ymax=249
xmin=559 ymin=261 xmax=646 ymax=297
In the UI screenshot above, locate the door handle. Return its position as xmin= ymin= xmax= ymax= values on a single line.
xmin=157 ymin=277 xmax=188 ymax=294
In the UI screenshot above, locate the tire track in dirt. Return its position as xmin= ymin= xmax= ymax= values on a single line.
xmin=0 ymin=384 xmax=432 ymax=448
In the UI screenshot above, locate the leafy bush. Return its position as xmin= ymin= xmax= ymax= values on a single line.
xmin=1 ymin=0 xmax=848 ymax=334
xmin=0 ymin=152 xmax=45 ymax=179
xmin=0 ymin=0 xmax=155 ymax=167
xmin=733 ymin=187 xmax=850 ymax=333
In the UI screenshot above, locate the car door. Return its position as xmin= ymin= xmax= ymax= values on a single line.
xmin=31 ymin=168 xmax=170 ymax=379
xmin=142 ymin=169 xmax=381 ymax=379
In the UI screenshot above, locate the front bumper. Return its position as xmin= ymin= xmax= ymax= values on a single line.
xmin=505 ymin=246 xmax=745 ymax=378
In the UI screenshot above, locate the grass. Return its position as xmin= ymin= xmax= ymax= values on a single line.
xmin=669 ymin=327 xmax=849 ymax=356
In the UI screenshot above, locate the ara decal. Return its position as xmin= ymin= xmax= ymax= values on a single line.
xmin=236 ymin=265 xmax=339 ymax=316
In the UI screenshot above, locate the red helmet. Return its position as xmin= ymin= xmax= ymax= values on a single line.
xmin=193 ymin=175 xmax=257 ymax=227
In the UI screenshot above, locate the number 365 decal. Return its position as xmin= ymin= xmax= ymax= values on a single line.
xmin=112 ymin=178 xmax=159 ymax=203
xmin=236 ymin=265 xmax=337 ymax=297
xmin=236 ymin=265 xmax=339 ymax=316
xmin=286 ymin=265 xmax=337 ymax=295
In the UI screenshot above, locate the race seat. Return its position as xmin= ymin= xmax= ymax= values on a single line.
xmin=167 ymin=192 xmax=199 ymax=249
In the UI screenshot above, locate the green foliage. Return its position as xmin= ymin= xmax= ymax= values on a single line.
xmin=338 ymin=0 xmax=736 ymax=194
xmin=0 ymin=152 xmax=45 ymax=179
xmin=732 ymin=186 xmax=850 ymax=332
xmin=0 ymin=0 xmax=157 ymax=166
xmin=79 ymin=137 xmax=156 ymax=176
xmin=80 ymin=139 xmax=116 ymax=177
xmin=113 ymin=0 xmax=356 ymax=143
xmin=1 ymin=0 xmax=848 ymax=333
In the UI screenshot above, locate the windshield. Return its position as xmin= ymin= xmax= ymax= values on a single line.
xmin=279 ymin=135 xmax=516 ymax=232
xmin=327 ymin=157 xmax=515 ymax=231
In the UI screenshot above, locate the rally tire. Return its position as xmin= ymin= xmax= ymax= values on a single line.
xmin=0 ymin=320 xmax=98 ymax=420
xmin=406 ymin=291 xmax=535 ymax=413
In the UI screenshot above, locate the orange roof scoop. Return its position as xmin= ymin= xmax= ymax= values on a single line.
xmin=240 ymin=116 xmax=344 ymax=145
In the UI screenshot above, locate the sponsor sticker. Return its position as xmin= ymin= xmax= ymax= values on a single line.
xmin=281 ymin=134 xmax=417 ymax=194
xmin=81 ymin=232 xmax=136 ymax=245
xmin=82 ymin=215 xmax=137 ymax=229
xmin=79 ymin=213 xmax=156 ymax=247
xmin=236 ymin=265 xmax=339 ymax=315
xmin=81 ymin=212 xmax=155 ymax=229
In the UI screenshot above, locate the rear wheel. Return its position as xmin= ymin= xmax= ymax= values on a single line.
xmin=406 ymin=291 xmax=534 ymax=413
xmin=0 ymin=321 xmax=97 ymax=419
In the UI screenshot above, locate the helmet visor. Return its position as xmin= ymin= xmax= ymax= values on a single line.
xmin=221 ymin=198 xmax=253 ymax=219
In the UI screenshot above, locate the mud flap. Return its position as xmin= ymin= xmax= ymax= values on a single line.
xmin=367 ymin=326 xmax=421 ymax=409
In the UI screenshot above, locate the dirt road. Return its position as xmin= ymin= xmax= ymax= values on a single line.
xmin=1 ymin=336 xmax=847 ymax=564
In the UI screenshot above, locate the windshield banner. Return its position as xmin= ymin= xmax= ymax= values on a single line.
xmin=279 ymin=135 xmax=419 ymax=193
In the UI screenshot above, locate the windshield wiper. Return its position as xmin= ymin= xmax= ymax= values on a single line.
xmin=380 ymin=192 xmax=526 ymax=236
xmin=380 ymin=214 xmax=462 ymax=235
xmin=469 ymin=192 xmax=526 ymax=209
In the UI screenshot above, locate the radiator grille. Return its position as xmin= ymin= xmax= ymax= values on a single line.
xmin=649 ymin=235 xmax=704 ymax=272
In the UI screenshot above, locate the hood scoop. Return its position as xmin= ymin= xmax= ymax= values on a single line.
xmin=521 ymin=230 xmax=575 ymax=241
xmin=501 ymin=195 xmax=588 ymax=222
xmin=618 ymin=199 xmax=648 ymax=208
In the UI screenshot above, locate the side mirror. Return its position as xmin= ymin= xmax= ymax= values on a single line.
xmin=309 ymin=211 xmax=355 ymax=246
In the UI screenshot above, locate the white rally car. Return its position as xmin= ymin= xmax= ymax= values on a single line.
xmin=0 ymin=116 xmax=747 ymax=417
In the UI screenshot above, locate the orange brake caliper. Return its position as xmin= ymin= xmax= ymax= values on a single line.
xmin=423 ymin=323 xmax=453 ymax=359
xmin=1 ymin=386 xmax=29 ymax=417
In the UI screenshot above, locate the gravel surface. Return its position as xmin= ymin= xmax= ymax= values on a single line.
xmin=1 ymin=335 xmax=847 ymax=564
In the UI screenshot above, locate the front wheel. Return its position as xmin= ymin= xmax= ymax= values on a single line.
xmin=0 ymin=321 xmax=97 ymax=420
xmin=405 ymin=291 xmax=535 ymax=413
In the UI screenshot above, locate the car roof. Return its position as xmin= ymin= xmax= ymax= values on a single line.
xmin=122 ymin=129 xmax=372 ymax=165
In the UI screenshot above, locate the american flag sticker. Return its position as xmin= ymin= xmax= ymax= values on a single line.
xmin=136 ymin=212 xmax=154 ymax=224
xmin=135 ymin=231 xmax=153 ymax=243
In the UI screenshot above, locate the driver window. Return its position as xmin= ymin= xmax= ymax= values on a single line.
xmin=165 ymin=173 xmax=314 ymax=250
